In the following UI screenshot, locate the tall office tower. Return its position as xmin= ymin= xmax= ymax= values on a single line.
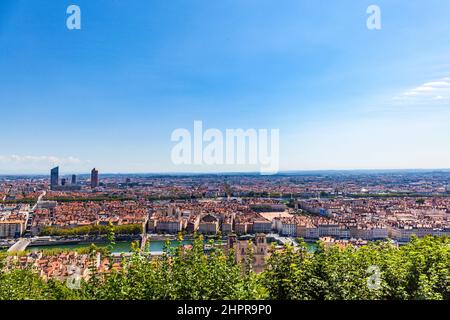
xmin=61 ymin=178 xmax=66 ymax=186
xmin=50 ymin=166 xmax=59 ymax=190
xmin=91 ymin=168 xmax=99 ymax=188
xmin=71 ymin=174 xmax=77 ymax=185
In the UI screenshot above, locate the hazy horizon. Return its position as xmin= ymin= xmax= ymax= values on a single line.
xmin=1 ymin=167 xmax=450 ymax=177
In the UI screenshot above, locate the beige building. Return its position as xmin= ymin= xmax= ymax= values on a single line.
xmin=222 ymin=221 xmax=233 ymax=234
xmin=253 ymin=220 xmax=272 ymax=233
xmin=235 ymin=222 xmax=253 ymax=235
xmin=186 ymin=215 xmax=200 ymax=233
xmin=159 ymin=219 xmax=183 ymax=234
xmin=0 ymin=220 xmax=25 ymax=238
xmin=297 ymin=225 xmax=320 ymax=239
xmin=198 ymin=213 xmax=219 ymax=235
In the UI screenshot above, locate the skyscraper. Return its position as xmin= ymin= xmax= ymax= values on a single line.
xmin=71 ymin=174 xmax=77 ymax=185
xmin=91 ymin=168 xmax=99 ymax=188
xmin=50 ymin=167 xmax=59 ymax=190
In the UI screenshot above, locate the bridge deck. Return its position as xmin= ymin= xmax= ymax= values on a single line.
xmin=7 ymin=239 xmax=31 ymax=253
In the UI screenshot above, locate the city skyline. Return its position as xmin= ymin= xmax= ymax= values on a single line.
xmin=1 ymin=0 xmax=450 ymax=174
xmin=1 ymin=166 xmax=450 ymax=177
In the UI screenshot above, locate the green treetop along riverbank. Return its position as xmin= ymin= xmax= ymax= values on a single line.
xmin=0 ymin=235 xmax=449 ymax=300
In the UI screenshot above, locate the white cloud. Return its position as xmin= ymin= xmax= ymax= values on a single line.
xmin=0 ymin=155 xmax=92 ymax=173
xmin=393 ymin=77 xmax=450 ymax=105
xmin=422 ymin=81 xmax=450 ymax=87
xmin=0 ymin=155 xmax=80 ymax=165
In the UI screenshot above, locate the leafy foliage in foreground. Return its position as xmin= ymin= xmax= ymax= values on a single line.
xmin=0 ymin=236 xmax=448 ymax=300
xmin=263 ymin=236 xmax=450 ymax=300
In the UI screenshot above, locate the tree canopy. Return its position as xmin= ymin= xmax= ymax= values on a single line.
xmin=0 ymin=236 xmax=448 ymax=300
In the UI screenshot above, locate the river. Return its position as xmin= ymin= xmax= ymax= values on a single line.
xmin=26 ymin=239 xmax=194 ymax=253
xmin=25 ymin=239 xmax=318 ymax=253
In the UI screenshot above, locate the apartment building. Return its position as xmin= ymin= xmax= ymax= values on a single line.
xmin=389 ymin=226 xmax=450 ymax=242
xmin=147 ymin=216 xmax=183 ymax=234
xmin=0 ymin=220 xmax=25 ymax=238
xmin=198 ymin=213 xmax=219 ymax=235
xmin=350 ymin=226 xmax=389 ymax=240
xmin=252 ymin=219 xmax=272 ymax=234
xmin=297 ymin=225 xmax=319 ymax=239
xmin=281 ymin=221 xmax=297 ymax=237
xmin=235 ymin=222 xmax=252 ymax=235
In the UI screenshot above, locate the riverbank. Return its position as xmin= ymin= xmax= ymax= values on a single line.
xmin=25 ymin=239 xmax=220 ymax=254
xmin=2 ymin=233 xmax=322 ymax=254
xmin=23 ymin=238 xmax=318 ymax=254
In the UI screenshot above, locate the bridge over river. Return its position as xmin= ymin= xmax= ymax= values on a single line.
xmin=267 ymin=233 xmax=299 ymax=248
xmin=8 ymin=190 xmax=47 ymax=252
xmin=7 ymin=239 xmax=32 ymax=253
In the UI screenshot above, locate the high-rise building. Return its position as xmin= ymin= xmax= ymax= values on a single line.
xmin=61 ymin=178 xmax=67 ymax=186
xmin=50 ymin=167 xmax=59 ymax=190
xmin=91 ymin=168 xmax=99 ymax=188
xmin=71 ymin=174 xmax=77 ymax=185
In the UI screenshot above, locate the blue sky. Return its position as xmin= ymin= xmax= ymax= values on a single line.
xmin=0 ymin=0 xmax=450 ymax=174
